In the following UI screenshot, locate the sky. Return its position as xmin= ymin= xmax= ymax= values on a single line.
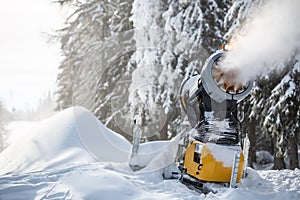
xmin=0 ymin=0 xmax=65 ymax=111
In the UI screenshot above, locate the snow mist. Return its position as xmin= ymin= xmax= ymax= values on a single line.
xmin=223 ymin=0 xmax=300 ymax=83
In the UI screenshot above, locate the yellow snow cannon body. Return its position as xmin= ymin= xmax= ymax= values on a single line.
xmin=183 ymin=141 xmax=244 ymax=183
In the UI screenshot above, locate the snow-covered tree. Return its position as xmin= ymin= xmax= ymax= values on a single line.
xmin=55 ymin=62 xmax=75 ymax=110
xmin=249 ymin=74 xmax=282 ymax=168
xmin=262 ymin=56 xmax=300 ymax=169
xmin=55 ymin=1 xmax=133 ymax=108
xmin=55 ymin=0 xmax=135 ymax=140
xmin=223 ymin=0 xmax=260 ymax=41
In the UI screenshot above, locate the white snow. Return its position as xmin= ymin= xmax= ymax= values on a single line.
xmin=205 ymin=143 xmax=242 ymax=167
xmin=0 ymin=106 xmax=131 ymax=175
xmin=129 ymin=140 xmax=170 ymax=168
xmin=0 ymin=106 xmax=300 ymax=200
xmin=253 ymin=151 xmax=274 ymax=170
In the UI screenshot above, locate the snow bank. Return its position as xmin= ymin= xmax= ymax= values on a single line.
xmin=128 ymin=132 xmax=182 ymax=174
xmin=209 ymin=168 xmax=300 ymax=200
xmin=73 ymin=107 xmax=131 ymax=162
xmin=1 ymin=162 xmax=300 ymax=200
xmin=0 ymin=106 xmax=131 ymax=175
xmin=138 ymin=134 xmax=181 ymax=173
xmin=0 ymin=162 xmax=201 ymax=200
xmin=0 ymin=106 xmax=180 ymax=176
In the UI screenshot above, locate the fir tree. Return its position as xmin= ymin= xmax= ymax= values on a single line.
xmin=262 ymin=56 xmax=300 ymax=169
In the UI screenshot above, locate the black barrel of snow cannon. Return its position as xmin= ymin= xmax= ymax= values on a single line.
xmin=180 ymin=50 xmax=253 ymax=113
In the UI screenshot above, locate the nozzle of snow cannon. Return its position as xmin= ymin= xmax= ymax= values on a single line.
xmin=201 ymin=50 xmax=253 ymax=103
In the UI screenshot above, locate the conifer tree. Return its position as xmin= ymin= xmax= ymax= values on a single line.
xmin=262 ymin=56 xmax=300 ymax=169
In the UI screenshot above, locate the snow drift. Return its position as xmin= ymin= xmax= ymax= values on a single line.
xmin=0 ymin=106 xmax=132 ymax=175
xmin=0 ymin=106 xmax=180 ymax=175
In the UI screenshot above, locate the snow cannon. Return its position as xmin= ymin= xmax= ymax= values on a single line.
xmin=178 ymin=50 xmax=253 ymax=188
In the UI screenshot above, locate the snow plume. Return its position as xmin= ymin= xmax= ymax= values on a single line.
xmin=223 ymin=0 xmax=300 ymax=83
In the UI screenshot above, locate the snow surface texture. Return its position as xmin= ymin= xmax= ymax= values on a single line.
xmin=1 ymin=107 xmax=300 ymax=199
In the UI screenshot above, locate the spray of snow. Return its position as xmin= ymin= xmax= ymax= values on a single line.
xmin=223 ymin=0 xmax=300 ymax=83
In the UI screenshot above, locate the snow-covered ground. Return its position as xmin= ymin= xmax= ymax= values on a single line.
xmin=0 ymin=107 xmax=300 ymax=200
